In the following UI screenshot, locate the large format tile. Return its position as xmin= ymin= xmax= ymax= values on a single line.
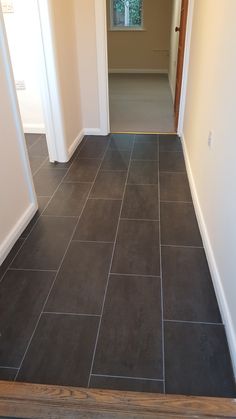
xmin=109 ymin=134 xmax=134 ymax=151
xmin=121 ymin=184 xmax=159 ymax=220
xmin=90 ymin=171 xmax=126 ymax=199
xmin=161 ymin=202 xmax=202 ymax=246
xmin=28 ymin=135 xmax=48 ymax=158
xmin=132 ymin=142 xmax=158 ymax=161
xmin=25 ymin=133 xmax=41 ymax=149
xmin=46 ymin=241 xmax=113 ymax=315
xmin=78 ymin=137 xmax=109 ymax=159
xmin=135 ymin=134 xmax=158 ymax=143
xmin=44 ymin=182 xmax=91 ymax=216
xmin=64 ymin=159 xmax=101 ymax=183
xmin=93 ymin=274 xmax=163 ymax=379
xmin=128 ymin=160 xmax=158 ymax=185
xmin=160 ymin=152 xmax=186 ymax=172
xmin=0 ymin=368 xmax=17 ymax=381
xmin=21 ymin=196 xmax=50 ymax=238
xmin=0 ymin=270 xmax=54 ymax=367
xmin=17 ymin=314 xmax=99 ymax=387
xmin=12 ymin=216 xmax=77 ymax=270
xmin=74 ymin=199 xmax=121 ymax=242
xmin=33 ymin=168 xmax=67 ymax=196
xmin=29 ymin=156 xmax=47 ymax=175
xmin=112 ymin=220 xmax=160 ymax=276
xmin=90 ymin=375 xmax=163 ymax=393
xmin=100 ymin=149 xmax=130 ymax=171
xmin=160 ymin=172 xmax=192 ymax=202
xmin=159 ymin=135 xmax=182 ymax=152
xmin=162 ymin=246 xmax=221 ymax=323
xmin=165 ymin=321 xmax=236 ymax=397
xmin=0 ymin=238 xmax=24 ymax=280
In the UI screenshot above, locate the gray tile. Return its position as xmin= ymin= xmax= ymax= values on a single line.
xmin=128 ymin=160 xmax=158 ymax=185
xmin=100 ymin=149 xmax=130 ymax=171
xmin=90 ymin=171 xmax=126 ymax=199
xmin=160 ymin=152 xmax=186 ymax=172
xmin=33 ymin=168 xmax=67 ymax=196
xmin=44 ymin=183 xmax=91 ymax=216
xmin=12 ymin=216 xmax=77 ymax=270
xmin=28 ymin=135 xmax=48 ymax=158
xmin=29 ymin=156 xmax=47 ymax=175
xmin=64 ymin=159 xmax=101 ymax=183
xmin=0 ymin=239 xmax=24 ymax=280
xmin=25 ymin=133 xmax=41 ymax=149
xmin=90 ymin=375 xmax=163 ymax=393
xmin=17 ymin=314 xmax=99 ymax=387
xmin=112 ymin=220 xmax=160 ymax=276
xmin=0 ymin=270 xmax=55 ymax=367
xmin=165 ymin=321 xmax=236 ymax=397
xmin=21 ymin=196 xmax=50 ymax=238
xmin=74 ymin=199 xmax=121 ymax=242
xmin=46 ymin=241 xmax=113 ymax=315
xmin=161 ymin=202 xmax=202 ymax=246
xmin=93 ymin=274 xmax=163 ymax=379
xmin=159 ymin=135 xmax=182 ymax=152
xmin=162 ymin=246 xmax=221 ymax=323
xmin=78 ymin=137 xmax=109 ymax=159
xmin=135 ymin=134 xmax=158 ymax=143
xmin=132 ymin=142 xmax=158 ymax=161
xmin=160 ymin=172 xmax=192 ymax=202
xmin=121 ymin=185 xmax=159 ymax=220
xmin=0 ymin=368 xmax=17 ymax=381
xmin=109 ymin=134 xmax=134 ymax=150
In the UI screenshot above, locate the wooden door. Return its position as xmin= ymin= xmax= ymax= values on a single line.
xmin=174 ymin=0 xmax=189 ymax=130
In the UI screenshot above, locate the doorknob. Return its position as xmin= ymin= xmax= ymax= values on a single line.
xmin=175 ymin=26 xmax=180 ymax=32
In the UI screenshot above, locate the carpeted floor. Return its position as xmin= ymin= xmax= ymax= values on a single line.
xmin=109 ymin=73 xmax=175 ymax=133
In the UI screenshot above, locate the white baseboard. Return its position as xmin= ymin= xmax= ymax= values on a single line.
xmin=23 ymin=124 xmax=46 ymax=134
xmin=0 ymin=202 xmax=38 ymax=266
xmin=68 ymin=130 xmax=84 ymax=160
xmin=109 ymin=68 xmax=168 ymax=74
xmin=83 ymin=128 xmax=103 ymax=136
xmin=182 ymin=134 xmax=236 ymax=377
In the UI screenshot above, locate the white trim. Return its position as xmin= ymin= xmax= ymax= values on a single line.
xmin=84 ymin=128 xmax=103 ymax=136
xmin=177 ymin=0 xmax=195 ymax=136
xmin=95 ymin=0 xmax=110 ymax=135
xmin=109 ymin=68 xmax=168 ymax=74
xmin=23 ymin=123 xmax=45 ymax=134
xmin=0 ymin=203 xmax=37 ymax=265
xmin=67 ymin=130 xmax=84 ymax=160
xmin=182 ymin=135 xmax=236 ymax=377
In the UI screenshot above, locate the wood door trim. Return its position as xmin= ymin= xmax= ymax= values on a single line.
xmin=0 ymin=381 xmax=236 ymax=418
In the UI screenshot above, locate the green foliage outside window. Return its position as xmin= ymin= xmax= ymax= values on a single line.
xmin=113 ymin=0 xmax=143 ymax=27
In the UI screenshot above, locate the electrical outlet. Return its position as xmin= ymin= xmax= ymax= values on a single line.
xmin=208 ymin=131 xmax=213 ymax=148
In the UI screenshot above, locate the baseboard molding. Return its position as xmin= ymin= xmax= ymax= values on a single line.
xmin=109 ymin=68 xmax=168 ymax=74
xmin=0 ymin=202 xmax=37 ymax=266
xmin=23 ymin=124 xmax=46 ymax=134
xmin=181 ymin=134 xmax=236 ymax=378
xmin=67 ymin=130 xmax=84 ymax=160
xmin=83 ymin=128 xmax=103 ymax=136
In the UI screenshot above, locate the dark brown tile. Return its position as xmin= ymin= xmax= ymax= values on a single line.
xmin=160 ymin=172 xmax=192 ymax=202
xmin=90 ymin=171 xmax=126 ymax=199
xmin=128 ymin=160 xmax=158 ymax=185
xmin=33 ymin=168 xmax=67 ymax=196
xmin=44 ymin=183 xmax=91 ymax=216
xmin=135 ymin=134 xmax=158 ymax=143
xmin=78 ymin=137 xmax=109 ymax=159
xmin=132 ymin=142 xmax=158 ymax=161
xmin=161 ymin=202 xmax=202 ymax=246
xmin=0 ymin=238 xmax=24 ymax=280
xmin=93 ymin=274 xmax=163 ymax=379
xmin=109 ymin=134 xmax=134 ymax=151
xmin=21 ymin=196 xmax=50 ymax=238
xmin=159 ymin=135 xmax=182 ymax=152
xmin=160 ymin=152 xmax=186 ymax=172
xmin=28 ymin=135 xmax=48 ymax=158
xmin=162 ymin=246 xmax=221 ymax=323
xmin=64 ymin=159 xmax=101 ymax=183
xmin=0 ymin=368 xmax=17 ymax=381
xmin=90 ymin=375 xmax=163 ymax=393
xmin=17 ymin=313 xmax=99 ymax=387
xmin=74 ymin=199 xmax=121 ymax=242
xmin=112 ymin=220 xmax=160 ymax=276
xmin=121 ymin=185 xmax=159 ymax=220
xmin=165 ymin=321 xmax=236 ymax=397
xmin=0 ymin=270 xmax=55 ymax=367
xmin=46 ymin=241 xmax=113 ymax=315
xmin=12 ymin=216 xmax=77 ymax=270
xmin=100 ymin=149 xmax=130 ymax=171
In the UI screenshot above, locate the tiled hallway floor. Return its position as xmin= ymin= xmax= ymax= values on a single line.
xmin=0 ymin=134 xmax=235 ymax=397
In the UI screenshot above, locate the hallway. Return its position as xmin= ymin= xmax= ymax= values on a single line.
xmin=0 ymin=134 xmax=235 ymax=397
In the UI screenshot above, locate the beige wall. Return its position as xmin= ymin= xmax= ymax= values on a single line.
xmin=107 ymin=0 xmax=172 ymax=71
xmin=169 ymin=0 xmax=181 ymax=100
xmin=182 ymin=0 xmax=236 ymax=369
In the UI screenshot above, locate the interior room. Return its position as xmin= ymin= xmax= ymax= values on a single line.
xmin=107 ymin=0 xmax=181 ymax=133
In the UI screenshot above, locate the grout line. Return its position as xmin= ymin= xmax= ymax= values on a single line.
xmin=158 ymin=135 xmax=166 ymax=393
xmin=72 ymin=240 xmax=114 ymax=244
xmin=0 ymin=366 xmax=19 ymax=370
xmin=120 ymin=218 xmax=159 ymax=222
xmin=9 ymin=268 xmax=57 ymax=273
xmin=43 ymin=311 xmax=100 ymax=317
xmin=131 ymin=159 xmax=158 ymax=162
xmin=161 ymin=244 xmax=204 ymax=249
xmin=164 ymin=319 xmax=223 ymax=326
xmin=87 ymin=135 xmax=136 ymax=388
xmin=91 ymin=374 xmax=164 ymax=382
xmin=40 ymin=215 xmax=78 ymax=219
xmin=110 ymin=272 xmax=160 ymax=279
xmin=30 ymin=155 xmax=49 ymax=177
xmin=160 ymin=200 xmax=192 ymax=204
xmin=25 ymin=134 xmax=42 ymax=151
xmin=14 ymin=135 xmax=111 ymax=381
xmin=159 ymin=170 xmax=186 ymax=174
xmin=88 ymin=197 xmax=122 ymax=201
xmin=127 ymin=183 xmax=158 ymax=186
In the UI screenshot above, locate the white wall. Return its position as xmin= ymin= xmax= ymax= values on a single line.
xmin=182 ymin=0 xmax=236 ymax=373
xmin=169 ymin=0 xmax=181 ymax=100
xmin=2 ymin=0 xmax=45 ymax=133
xmin=0 ymin=9 xmax=37 ymax=264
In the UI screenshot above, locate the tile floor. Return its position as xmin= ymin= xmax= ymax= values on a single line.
xmin=0 ymin=133 xmax=235 ymax=397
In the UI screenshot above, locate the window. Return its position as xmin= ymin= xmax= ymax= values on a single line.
xmin=110 ymin=0 xmax=143 ymax=30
